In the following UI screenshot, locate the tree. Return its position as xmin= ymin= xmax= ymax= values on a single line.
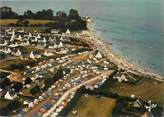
xmin=30 ymin=85 xmax=41 ymax=96
xmin=24 ymin=77 xmax=32 ymax=84
xmin=0 ymin=78 xmax=11 ymax=89
xmin=0 ymin=52 xmax=6 ymax=59
xmin=11 ymin=82 xmax=23 ymax=92
xmin=23 ymin=20 xmax=30 ymax=26
xmin=10 ymin=64 xmax=25 ymax=70
xmin=23 ymin=10 xmax=34 ymax=19
xmin=56 ymin=11 xmax=67 ymax=20
xmin=0 ymin=11 xmax=18 ymax=19
xmin=6 ymin=100 xmax=21 ymax=111
xmin=46 ymin=9 xmax=54 ymax=19
xmin=43 ymin=78 xmax=53 ymax=91
xmin=69 ymin=9 xmax=80 ymax=20
xmin=34 ymin=9 xmax=54 ymax=19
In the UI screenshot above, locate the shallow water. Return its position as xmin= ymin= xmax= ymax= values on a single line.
xmin=1 ymin=0 xmax=164 ymax=76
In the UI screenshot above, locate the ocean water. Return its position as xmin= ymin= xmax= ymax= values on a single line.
xmin=1 ymin=0 xmax=164 ymax=76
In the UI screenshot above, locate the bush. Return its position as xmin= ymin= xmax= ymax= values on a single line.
xmin=10 ymin=64 xmax=25 ymax=70
xmin=11 ymin=82 xmax=23 ymax=92
xmin=0 ymin=52 xmax=6 ymax=59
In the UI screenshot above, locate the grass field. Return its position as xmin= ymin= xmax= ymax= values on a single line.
xmin=108 ymin=78 xmax=164 ymax=105
xmin=0 ymin=99 xmax=10 ymax=109
xmin=68 ymin=95 xmax=116 ymax=117
xmin=0 ymin=19 xmax=55 ymax=26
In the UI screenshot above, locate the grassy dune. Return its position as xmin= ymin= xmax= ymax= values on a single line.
xmin=0 ymin=19 xmax=55 ymax=26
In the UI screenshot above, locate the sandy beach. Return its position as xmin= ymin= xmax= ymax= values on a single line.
xmin=77 ymin=29 xmax=163 ymax=81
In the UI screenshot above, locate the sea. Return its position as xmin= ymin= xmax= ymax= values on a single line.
xmin=1 ymin=0 xmax=164 ymax=77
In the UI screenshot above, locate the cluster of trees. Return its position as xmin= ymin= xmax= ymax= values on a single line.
xmin=1 ymin=7 xmax=88 ymax=31
xmin=52 ymin=9 xmax=87 ymax=31
xmin=43 ymin=67 xmax=70 ymax=91
xmin=0 ymin=10 xmax=18 ymax=19
xmin=0 ymin=73 xmax=10 ymax=89
xmin=23 ymin=9 xmax=54 ymax=19
xmin=0 ymin=8 xmax=54 ymax=20
xmin=0 ymin=100 xmax=22 ymax=116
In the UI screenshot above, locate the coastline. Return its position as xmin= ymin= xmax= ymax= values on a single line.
xmin=77 ymin=29 xmax=163 ymax=82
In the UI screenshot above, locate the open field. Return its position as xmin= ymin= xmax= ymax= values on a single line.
xmin=108 ymin=78 xmax=164 ymax=105
xmin=0 ymin=19 xmax=18 ymax=25
xmin=0 ymin=19 xmax=55 ymax=26
xmin=68 ymin=95 xmax=116 ymax=117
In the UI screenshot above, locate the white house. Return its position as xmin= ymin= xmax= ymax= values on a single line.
xmin=43 ymin=50 xmax=54 ymax=57
xmin=43 ymin=37 xmax=47 ymax=43
xmin=0 ymin=40 xmax=7 ymax=46
xmin=37 ymin=34 xmax=41 ymax=38
xmin=17 ymin=35 xmax=22 ymax=40
xmin=51 ymin=29 xmax=59 ymax=34
xmin=10 ymin=37 xmax=14 ymax=42
xmin=58 ymin=41 xmax=63 ymax=48
xmin=28 ymin=102 xmax=34 ymax=108
xmin=95 ymin=51 xmax=102 ymax=59
xmin=10 ymin=31 xmax=15 ymax=41
xmin=35 ymin=37 xmax=38 ymax=42
xmin=60 ymin=36 xmax=64 ymax=41
xmin=28 ymin=32 xmax=32 ymax=37
xmin=8 ymin=42 xmax=18 ymax=48
xmin=23 ymin=40 xmax=30 ymax=46
xmin=30 ymin=51 xmax=41 ymax=59
xmin=29 ymin=51 xmax=35 ymax=59
xmin=18 ymin=28 xmax=24 ymax=33
xmin=66 ymin=29 xmax=71 ymax=34
xmin=6 ymin=27 xmax=12 ymax=32
xmin=113 ymin=74 xmax=128 ymax=82
xmin=120 ymin=74 xmax=128 ymax=82
xmin=15 ymin=49 xmax=22 ymax=56
xmin=4 ymin=48 xmax=11 ymax=54
xmin=4 ymin=91 xmax=16 ymax=100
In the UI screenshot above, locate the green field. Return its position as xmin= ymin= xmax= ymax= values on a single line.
xmin=0 ymin=19 xmax=55 ymax=26
xmin=108 ymin=78 xmax=164 ymax=105
xmin=68 ymin=95 xmax=116 ymax=117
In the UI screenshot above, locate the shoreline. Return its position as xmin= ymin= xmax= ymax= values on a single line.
xmin=78 ymin=29 xmax=163 ymax=82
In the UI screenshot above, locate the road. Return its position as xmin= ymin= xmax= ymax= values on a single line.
xmin=42 ymin=70 xmax=113 ymax=117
